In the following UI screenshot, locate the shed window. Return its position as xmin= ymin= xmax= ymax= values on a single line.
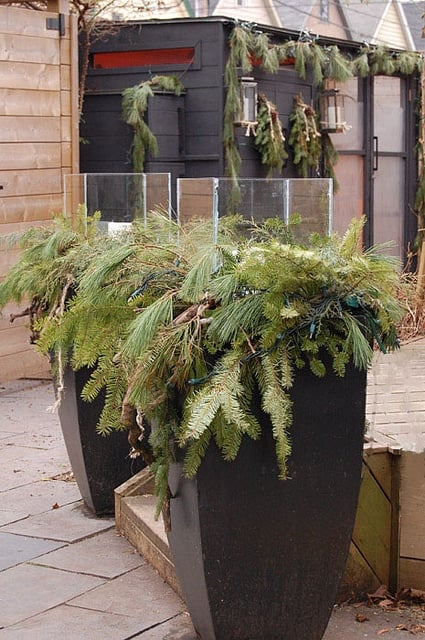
xmin=93 ymin=47 xmax=195 ymax=69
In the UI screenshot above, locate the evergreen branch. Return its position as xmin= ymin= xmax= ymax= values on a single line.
xmin=208 ymin=291 xmax=265 ymax=345
xmin=122 ymin=75 xmax=184 ymax=172
xmin=123 ymin=293 xmax=175 ymax=359
xmin=256 ymin=353 xmax=292 ymax=479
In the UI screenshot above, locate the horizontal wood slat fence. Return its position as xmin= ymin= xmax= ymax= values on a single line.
xmin=0 ymin=1 xmax=79 ymax=381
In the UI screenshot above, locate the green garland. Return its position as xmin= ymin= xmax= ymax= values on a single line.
xmin=254 ymin=93 xmax=288 ymax=176
xmin=122 ymin=75 xmax=184 ymax=172
xmin=224 ymin=23 xmax=423 ymax=188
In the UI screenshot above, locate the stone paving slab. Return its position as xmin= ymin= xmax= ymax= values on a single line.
xmin=0 ymin=603 xmax=151 ymax=640
xmin=0 ymin=428 xmax=64 ymax=448
xmin=0 ymin=431 xmax=15 ymax=440
xmin=0 ymin=383 xmax=59 ymax=435
xmin=0 ymin=501 xmax=114 ymax=543
xmin=323 ymin=603 xmax=425 ymax=639
xmin=68 ymin=564 xmax=185 ymax=624
xmin=0 ymin=510 xmax=29 ymax=527
xmin=0 ymin=444 xmax=71 ymax=492
xmin=129 ymin=604 xmax=425 ymax=639
xmin=132 ymin=613 xmax=195 ymax=639
xmin=0 ymin=532 xmax=64 ymax=571
xmin=0 ymin=563 xmax=105 ymax=628
xmin=37 ymin=529 xmax=145 ymax=578
xmin=0 ymin=479 xmax=81 ymax=526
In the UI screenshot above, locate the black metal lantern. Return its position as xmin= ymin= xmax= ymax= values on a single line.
xmin=320 ymin=81 xmax=346 ymax=133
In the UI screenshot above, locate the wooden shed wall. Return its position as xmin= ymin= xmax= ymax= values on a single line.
xmin=0 ymin=2 xmax=79 ymax=381
xmin=81 ymin=20 xmax=316 ymax=192
xmin=82 ymin=21 xmax=229 ymax=180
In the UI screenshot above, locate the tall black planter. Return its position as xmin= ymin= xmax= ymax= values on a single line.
xmin=58 ymin=366 xmax=144 ymax=516
xmin=167 ymin=361 xmax=366 ymax=640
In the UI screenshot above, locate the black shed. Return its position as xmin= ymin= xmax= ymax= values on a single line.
xmin=80 ymin=17 xmax=421 ymax=261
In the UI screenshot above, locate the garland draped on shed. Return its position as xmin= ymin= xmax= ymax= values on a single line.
xmin=122 ymin=75 xmax=184 ymax=173
xmin=224 ymin=24 xmax=423 ymax=186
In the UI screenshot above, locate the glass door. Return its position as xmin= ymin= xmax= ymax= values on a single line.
xmin=372 ymin=76 xmax=407 ymax=261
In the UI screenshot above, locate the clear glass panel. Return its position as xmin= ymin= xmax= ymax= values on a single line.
xmin=176 ymin=178 xmax=333 ymax=242
xmin=374 ymin=76 xmax=404 ymax=153
xmin=373 ymin=157 xmax=404 ymax=260
xmin=63 ymin=174 xmax=85 ymax=217
xmin=217 ymin=179 xmax=286 ymax=222
xmin=285 ymin=179 xmax=333 ymax=238
xmin=333 ymin=156 xmax=364 ymax=236
xmin=144 ymin=174 xmax=171 ymax=219
xmin=177 ymin=178 xmax=216 ymax=226
xmin=63 ymin=173 xmax=171 ymax=224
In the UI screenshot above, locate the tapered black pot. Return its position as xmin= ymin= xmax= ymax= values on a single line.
xmin=167 ymin=360 xmax=366 ymax=640
xmin=57 ymin=366 xmax=144 ymax=516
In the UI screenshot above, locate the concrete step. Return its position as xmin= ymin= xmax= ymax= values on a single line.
xmin=114 ymin=469 xmax=182 ymax=598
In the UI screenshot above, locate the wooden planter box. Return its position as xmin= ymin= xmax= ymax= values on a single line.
xmin=115 ymin=444 xmax=407 ymax=602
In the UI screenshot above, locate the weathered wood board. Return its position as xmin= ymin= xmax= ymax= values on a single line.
xmin=0 ymin=2 xmax=79 ymax=381
xmin=338 ymin=448 xmax=398 ymax=600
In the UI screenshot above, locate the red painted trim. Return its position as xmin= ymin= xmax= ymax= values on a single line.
xmin=93 ymin=47 xmax=195 ymax=69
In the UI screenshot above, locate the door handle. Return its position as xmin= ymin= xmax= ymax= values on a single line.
xmin=373 ymin=136 xmax=379 ymax=171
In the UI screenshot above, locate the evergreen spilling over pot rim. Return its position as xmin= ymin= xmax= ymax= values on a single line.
xmin=0 ymin=211 xmax=403 ymax=513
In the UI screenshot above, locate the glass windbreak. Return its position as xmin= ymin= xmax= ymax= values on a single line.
xmin=63 ymin=173 xmax=171 ymax=226
xmin=176 ymin=177 xmax=333 ymax=242
xmin=284 ymin=179 xmax=333 ymax=239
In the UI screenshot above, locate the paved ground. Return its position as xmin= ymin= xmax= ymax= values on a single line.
xmin=1 ymin=362 xmax=425 ymax=639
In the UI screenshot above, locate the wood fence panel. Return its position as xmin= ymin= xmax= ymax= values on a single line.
xmin=0 ymin=195 xmax=63 ymax=224
xmin=0 ymin=4 xmax=79 ymax=381
xmin=339 ymin=449 xmax=396 ymax=600
xmin=0 ymin=89 xmax=60 ymax=116
xmin=0 ymin=143 xmax=63 ymax=170
xmin=0 ymin=169 xmax=63 ymax=197
xmin=1 ymin=7 xmax=62 ymax=38
xmin=0 ymin=33 xmax=60 ymax=64
xmin=0 ymin=116 xmax=61 ymax=142
xmin=0 ymin=61 xmax=61 ymax=91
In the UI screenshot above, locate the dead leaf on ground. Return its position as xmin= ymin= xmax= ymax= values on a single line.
xmin=368 ymin=585 xmax=395 ymax=604
xmin=378 ymin=599 xmax=397 ymax=610
xmin=396 ymin=622 xmax=425 ymax=634
xmin=51 ymin=502 xmax=60 ymax=509
xmin=377 ymin=628 xmax=390 ymax=636
xmin=409 ymin=624 xmax=425 ymax=634
xmin=356 ymin=613 xmax=369 ymax=623
xmin=398 ymin=588 xmax=425 ymax=604
xmin=50 ymin=471 xmax=75 ymax=482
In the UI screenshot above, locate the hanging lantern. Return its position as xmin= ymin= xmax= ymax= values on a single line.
xmin=239 ymin=77 xmax=258 ymax=123
xmin=319 ymin=81 xmax=346 ymax=133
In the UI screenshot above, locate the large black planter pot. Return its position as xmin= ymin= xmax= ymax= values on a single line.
xmin=57 ymin=366 xmax=144 ymax=516
xmin=167 ymin=361 xmax=366 ymax=640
